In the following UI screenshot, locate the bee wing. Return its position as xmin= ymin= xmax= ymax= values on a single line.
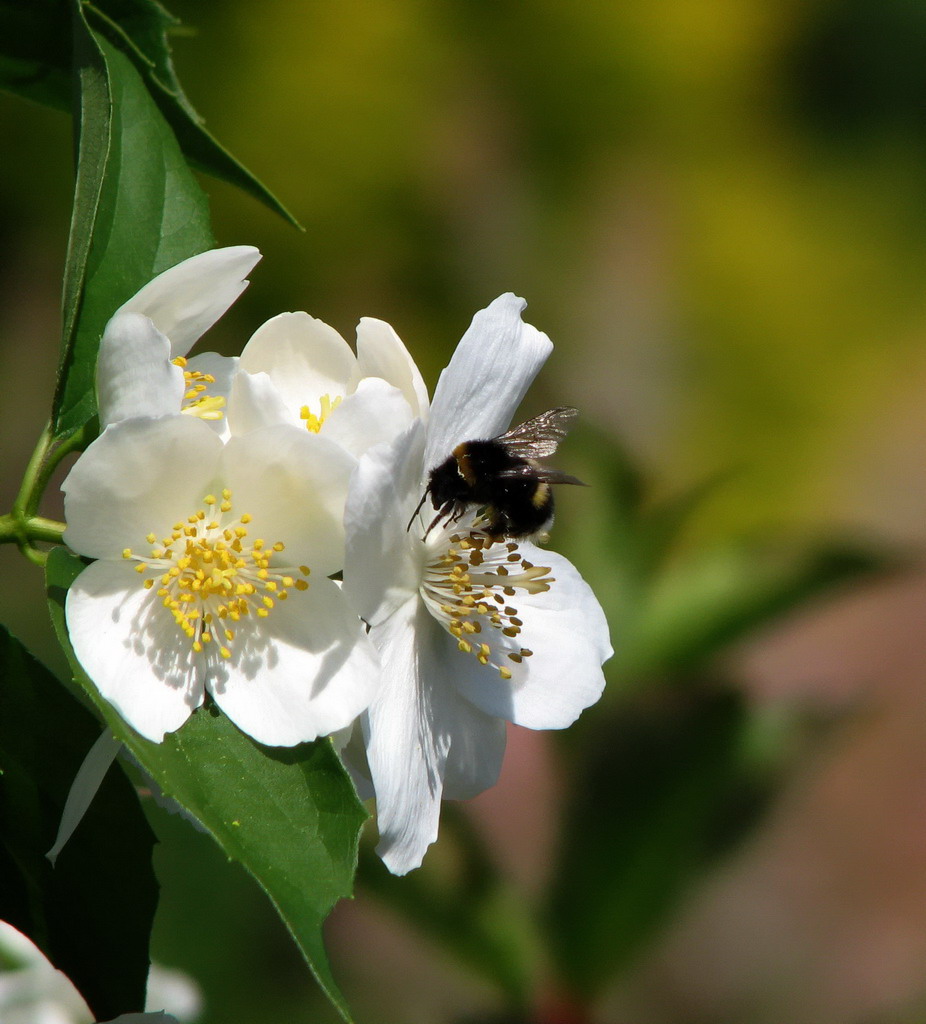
xmin=495 ymin=464 xmax=586 ymax=486
xmin=495 ymin=406 xmax=578 ymax=458
xmin=538 ymin=469 xmax=586 ymax=487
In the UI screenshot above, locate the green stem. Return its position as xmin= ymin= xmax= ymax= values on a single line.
xmin=11 ymin=421 xmax=54 ymax=519
xmin=0 ymin=511 xmax=67 ymax=556
xmin=3 ymin=420 xmax=93 ymax=564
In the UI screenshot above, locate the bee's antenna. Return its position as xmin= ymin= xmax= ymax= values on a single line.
xmin=407 ymin=488 xmax=430 ymax=532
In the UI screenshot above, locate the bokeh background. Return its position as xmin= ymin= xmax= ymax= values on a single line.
xmin=5 ymin=1 xmax=926 ymax=1022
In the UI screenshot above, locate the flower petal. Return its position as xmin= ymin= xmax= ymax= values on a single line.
xmin=239 ymin=311 xmax=354 ymax=413
xmin=423 ymin=294 xmax=553 ymax=470
xmin=354 ymin=316 xmax=430 ymax=420
xmin=96 ymin=313 xmax=186 ymax=428
xmin=321 ymin=377 xmax=415 ymax=457
xmin=66 ymin=559 xmax=205 ymax=741
xmin=226 ymin=370 xmax=293 ymax=434
xmin=207 ymin=577 xmax=379 ymax=746
xmin=220 ymin=425 xmax=356 ymax=576
xmin=449 ymin=547 xmax=611 ymax=729
xmin=343 ymin=420 xmax=426 ymax=626
xmin=46 ymin=729 xmax=121 ymax=865
xmin=365 ymin=598 xmax=506 ymax=874
xmin=116 ymin=246 xmax=261 ymax=357
xmin=63 ymin=417 xmax=223 ymax=560
xmin=333 ymin=721 xmax=375 ymax=800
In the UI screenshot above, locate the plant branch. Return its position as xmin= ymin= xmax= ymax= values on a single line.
xmin=3 ymin=420 xmax=93 ymax=564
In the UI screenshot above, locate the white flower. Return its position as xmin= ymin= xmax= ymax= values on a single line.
xmin=0 ymin=922 xmax=194 ymax=1023
xmin=343 ymin=294 xmax=612 ymax=874
xmin=96 ymin=246 xmax=261 ymax=434
xmin=63 ymin=415 xmax=378 ymax=745
xmin=227 ymin=311 xmax=428 ymax=456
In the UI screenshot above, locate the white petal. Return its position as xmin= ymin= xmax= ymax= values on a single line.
xmin=353 ymin=317 xmax=430 ymax=420
xmin=66 ymin=559 xmax=205 ymax=741
xmin=343 ymin=420 xmax=425 ymax=626
xmin=96 ymin=313 xmax=185 ymax=427
xmin=363 ymin=599 xmax=439 ymax=874
xmin=226 ymin=370 xmax=294 ymax=434
xmin=220 ymin=426 xmax=356 ymax=576
xmin=364 ymin=598 xmax=505 ymax=874
xmin=239 ymin=312 xmax=354 ymax=413
xmin=424 ymin=294 xmax=553 ymax=470
xmin=63 ymin=417 xmax=223 ymax=560
xmin=207 ymin=578 xmax=379 ymax=746
xmin=321 ymin=378 xmax=414 ymax=457
xmin=441 ymin=698 xmax=506 ymax=801
xmin=46 ymin=729 xmax=121 ymax=865
xmin=449 ymin=547 xmax=611 ymax=729
xmin=116 ymin=246 xmax=261 ymax=357
xmin=334 ymin=721 xmax=375 ymax=800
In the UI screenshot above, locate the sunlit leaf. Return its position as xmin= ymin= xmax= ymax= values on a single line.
xmin=47 ymin=548 xmax=366 ymax=1022
xmin=54 ymin=22 xmax=214 ymax=437
xmin=0 ymin=623 xmax=157 ymax=1020
xmin=0 ymin=0 xmax=296 ymax=224
xmin=87 ymin=0 xmax=298 ymax=226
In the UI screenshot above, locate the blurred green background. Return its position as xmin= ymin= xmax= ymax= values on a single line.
xmin=5 ymin=1 xmax=926 ymax=1022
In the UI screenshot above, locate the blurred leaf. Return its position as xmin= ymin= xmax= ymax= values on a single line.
xmin=55 ymin=21 xmax=214 ymax=437
xmin=0 ymin=0 xmax=70 ymax=111
xmin=357 ymin=805 xmax=535 ymax=1009
xmin=0 ymin=622 xmax=157 ymax=1020
xmin=545 ymin=686 xmax=777 ymax=1000
xmin=572 ymin=440 xmax=885 ymax=685
xmin=47 ymin=548 xmax=367 ymax=1023
xmin=0 ymin=0 xmax=296 ymax=224
xmin=623 ymin=542 xmax=885 ymax=680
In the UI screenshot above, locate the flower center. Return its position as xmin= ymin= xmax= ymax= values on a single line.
xmin=121 ymin=489 xmax=309 ymax=659
xmin=419 ymin=528 xmax=553 ymax=679
xmin=299 ymin=394 xmax=342 ymax=433
xmin=173 ymin=356 xmax=225 ymax=421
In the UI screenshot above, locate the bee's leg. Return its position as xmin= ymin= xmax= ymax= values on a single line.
xmin=485 ymin=506 xmax=506 ymax=540
xmin=450 ymin=503 xmax=468 ymax=525
xmin=423 ymin=502 xmax=453 ymax=539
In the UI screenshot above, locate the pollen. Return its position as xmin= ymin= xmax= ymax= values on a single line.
xmin=420 ymin=526 xmax=553 ymax=682
xmin=173 ymin=357 xmax=226 ymax=421
xmin=299 ymin=393 xmax=343 ymax=434
xmin=123 ymin=490 xmax=310 ymax=659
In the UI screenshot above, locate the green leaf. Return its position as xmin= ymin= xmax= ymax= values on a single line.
xmin=55 ymin=20 xmax=214 ymax=437
xmin=47 ymin=548 xmax=367 ymax=1022
xmin=545 ymin=687 xmax=778 ymax=1000
xmin=87 ymin=0 xmax=299 ymax=227
xmin=0 ymin=0 xmax=296 ymax=224
xmin=0 ymin=622 xmax=157 ymax=1020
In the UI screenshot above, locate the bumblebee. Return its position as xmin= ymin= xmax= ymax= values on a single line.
xmin=408 ymin=406 xmax=585 ymax=540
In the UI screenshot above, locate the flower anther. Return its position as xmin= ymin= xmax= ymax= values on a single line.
xmin=420 ymin=526 xmax=552 ymax=680
xmin=121 ymin=488 xmax=310 ymax=660
xmin=173 ymin=356 xmax=227 ymax=421
xmin=299 ymin=394 xmax=343 ymax=433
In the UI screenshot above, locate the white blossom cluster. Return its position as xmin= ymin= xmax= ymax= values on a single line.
xmin=63 ymin=247 xmax=612 ymax=874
